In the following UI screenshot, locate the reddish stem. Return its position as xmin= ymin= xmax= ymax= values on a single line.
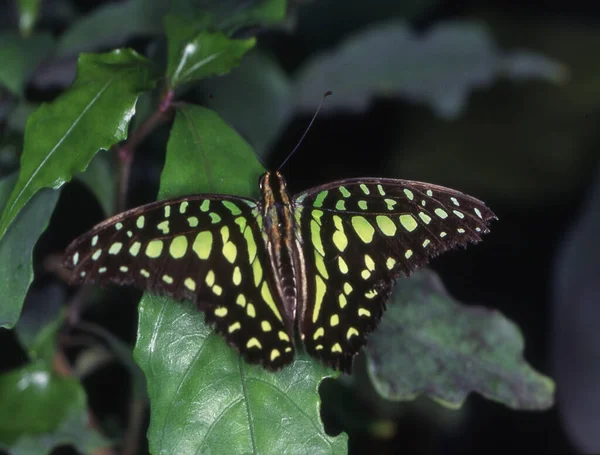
xmin=116 ymin=87 xmax=175 ymax=211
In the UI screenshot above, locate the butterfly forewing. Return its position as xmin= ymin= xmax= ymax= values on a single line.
xmin=64 ymin=195 xmax=295 ymax=369
xmin=294 ymin=178 xmax=496 ymax=372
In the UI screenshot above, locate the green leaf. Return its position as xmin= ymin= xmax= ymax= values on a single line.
xmin=158 ymin=104 xmax=265 ymax=198
xmin=366 ymin=269 xmax=555 ymax=410
xmin=198 ymin=51 xmax=292 ymax=157
xmin=0 ymin=362 xmax=109 ymax=454
xmin=17 ymin=0 xmax=42 ymax=36
xmin=15 ymin=284 xmax=66 ymax=364
xmin=388 ymin=15 xmax=600 ymax=204
xmin=0 ymin=49 xmax=157 ymax=242
xmin=56 ymin=0 xmax=168 ymax=56
xmin=0 ymin=33 xmax=54 ymax=96
xmin=75 ymin=150 xmax=116 ymax=217
xmin=293 ymin=20 xmax=566 ymax=119
xmin=133 ymin=105 xmax=347 ymax=454
xmin=168 ymin=0 xmax=287 ymax=32
xmin=0 ymin=174 xmax=60 ymax=329
xmin=135 ymin=297 xmax=347 ymax=454
xmin=165 ymin=15 xmax=255 ymax=89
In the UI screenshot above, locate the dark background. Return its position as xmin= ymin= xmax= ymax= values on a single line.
xmin=2 ymin=0 xmax=600 ymax=453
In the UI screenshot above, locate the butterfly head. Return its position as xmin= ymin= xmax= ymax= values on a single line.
xmin=259 ymin=171 xmax=287 ymax=192
xmin=259 ymin=171 xmax=291 ymax=211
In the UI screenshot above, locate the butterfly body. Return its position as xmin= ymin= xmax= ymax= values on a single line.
xmin=65 ymin=170 xmax=495 ymax=372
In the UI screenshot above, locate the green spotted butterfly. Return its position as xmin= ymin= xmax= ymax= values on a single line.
xmin=64 ymin=170 xmax=495 ymax=372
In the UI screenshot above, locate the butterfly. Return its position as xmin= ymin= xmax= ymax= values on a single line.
xmin=64 ymin=170 xmax=495 ymax=372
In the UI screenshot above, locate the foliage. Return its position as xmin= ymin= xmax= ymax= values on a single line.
xmin=0 ymin=0 xmax=573 ymax=453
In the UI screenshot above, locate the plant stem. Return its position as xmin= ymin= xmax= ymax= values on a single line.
xmin=116 ymin=86 xmax=175 ymax=212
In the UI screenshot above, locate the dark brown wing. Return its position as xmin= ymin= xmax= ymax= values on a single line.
xmin=64 ymin=195 xmax=295 ymax=370
xmin=293 ymin=178 xmax=496 ymax=372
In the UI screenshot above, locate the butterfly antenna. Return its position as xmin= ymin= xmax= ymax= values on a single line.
xmin=278 ymin=91 xmax=332 ymax=171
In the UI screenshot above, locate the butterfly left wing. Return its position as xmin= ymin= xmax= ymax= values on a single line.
xmin=64 ymin=195 xmax=296 ymax=370
xmin=294 ymin=178 xmax=496 ymax=372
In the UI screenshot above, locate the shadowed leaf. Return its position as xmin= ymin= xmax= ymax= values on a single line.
xmin=0 ymin=33 xmax=54 ymax=95
xmin=168 ymin=0 xmax=287 ymax=32
xmin=294 ymin=20 xmax=566 ymax=119
xmin=0 ymin=174 xmax=60 ymax=329
xmin=366 ymin=269 xmax=555 ymax=410
xmin=0 ymin=362 xmax=109 ymax=454
xmin=76 ymin=151 xmax=116 ymax=217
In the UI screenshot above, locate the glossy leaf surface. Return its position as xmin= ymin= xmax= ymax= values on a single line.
xmin=166 ymin=15 xmax=255 ymax=89
xmin=0 ymin=49 xmax=156 ymax=241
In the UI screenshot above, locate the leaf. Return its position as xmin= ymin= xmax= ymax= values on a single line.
xmin=56 ymin=0 xmax=168 ymax=56
xmin=136 ymin=297 xmax=347 ymax=454
xmin=133 ymin=105 xmax=347 ymax=454
xmin=75 ymin=150 xmax=116 ymax=217
xmin=552 ymin=164 xmax=600 ymax=451
xmin=0 ymin=362 xmax=109 ymax=454
xmin=388 ymin=15 xmax=600 ymax=204
xmin=15 ymin=283 xmax=66 ymax=364
xmin=0 ymin=174 xmax=60 ymax=329
xmin=168 ymin=0 xmax=287 ymax=32
xmin=365 ymin=269 xmax=555 ymax=410
xmin=198 ymin=51 xmax=292 ymax=157
xmin=0 ymin=33 xmax=54 ymax=96
xmin=165 ymin=15 xmax=256 ymax=89
xmin=159 ymin=103 xmax=265 ymax=198
xmin=17 ymin=0 xmax=42 ymax=36
xmin=293 ymin=20 xmax=566 ymax=119
xmin=0 ymin=49 xmax=157 ymax=242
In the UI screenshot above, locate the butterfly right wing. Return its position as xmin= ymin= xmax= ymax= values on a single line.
xmin=64 ymin=195 xmax=295 ymax=370
xmin=294 ymin=178 xmax=496 ymax=372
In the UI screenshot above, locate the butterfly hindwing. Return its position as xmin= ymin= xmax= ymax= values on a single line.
xmin=64 ymin=195 xmax=295 ymax=369
xmin=294 ymin=178 xmax=496 ymax=372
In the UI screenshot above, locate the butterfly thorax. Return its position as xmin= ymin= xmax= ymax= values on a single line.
xmin=258 ymin=171 xmax=301 ymax=323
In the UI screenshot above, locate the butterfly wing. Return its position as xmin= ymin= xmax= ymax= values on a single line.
xmin=64 ymin=195 xmax=295 ymax=369
xmin=294 ymin=178 xmax=496 ymax=372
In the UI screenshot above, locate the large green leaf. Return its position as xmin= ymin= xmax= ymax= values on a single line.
xmin=198 ymin=51 xmax=292 ymax=158
xmin=0 ymin=49 xmax=157 ymax=242
xmin=134 ymin=104 xmax=347 ymax=454
xmin=293 ymin=20 xmax=565 ymax=119
xmin=0 ymin=33 xmax=54 ymax=96
xmin=165 ymin=15 xmax=255 ymax=89
xmin=0 ymin=362 xmax=108 ymax=454
xmin=0 ymin=174 xmax=60 ymax=329
xmin=366 ymin=269 xmax=555 ymax=410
